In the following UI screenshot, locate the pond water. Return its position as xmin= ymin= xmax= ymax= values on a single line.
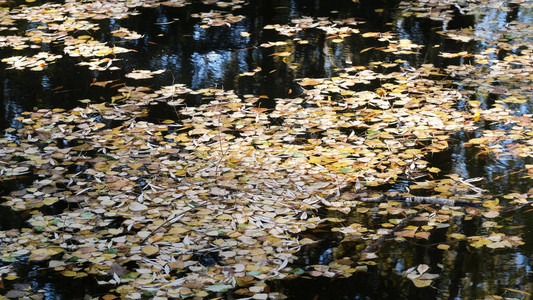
xmin=1 ymin=0 xmax=532 ymax=299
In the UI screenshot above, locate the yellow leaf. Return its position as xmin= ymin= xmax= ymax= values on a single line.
xmin=395 ymin=230 xmax=416 ymax=238
xmin=195 ymin=291 xmax=209 ymax=297
xmin=309 ymin=156 xmax=322 ymax=164
xmin=398 ymin=39 xmax=412 ymax=46
xmin=415 ymin=231 xmax=430 ymax=240
xmin=434 ymin=185 xmax=451 ymax=193
xmin=487 ymin=241 xmax=510 ymax=249
xmin=473 ymin=110 xmax=480 ymax=122
xmin=360 ymin=47 xmax=375 ymax=53
xmin=437 ymin=244 xmax=450 ymax=250
xmin=428 ymin=167 xmax=441 ymax=173
xmin=250 ymin=248 xmax=265 ymax=255
xmin=482 ymin=199 xmax=499 ymax=208
xmin=43 ymin=197 xmax=60 ymax=205
xmin=411 ymin=278 xmax=432 ymax=288
xmin=270 ymin=52 xmax=292 ymax=57
xmin=141 ymin=245 xmax=159 ymax=256
xmin=62 ymin=270 xmax=77 ymax=277
xmin=483 ymin=210 xmax=499 ymax=218
xmin=504 ymin=288 xmax=530 ymax=296
xmin=448 ymin=233 xmax=466 ymax=240
xmin=216 ymin=214 xmax=233 ymax=220
xmin=470 ymin=239 xmax=491 ymax=248
xmin=29 ymin=248 xmax=63 ymax=261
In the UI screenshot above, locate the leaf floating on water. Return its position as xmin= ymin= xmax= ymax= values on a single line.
xmin=129 ymin=202 xmax=148 ymax=211
xmin=29 ymin=248 xmax=63 ymax=262
xmin=428 ymin=167 xmax=441 ymax=173
xmin=437 ymin=244 xmax=450 ymax=250
xmin=483 ymin=211 xmax=499 ymax=218
xmin=141 ymin=245 xmax=159 ymax=256
xmin=417 ymin=264 xmax=430 ymax=275
xmin=43 ymin=197 xmax=60 ymax=205
xmin=338 ymin=167 xmax=354 ymax=173
xmin=210 ymin=186 xmax=229 ymax=196
xmin=204 ymin=284 xmax=232 ymax=293
xmin=125 ymin=69 xmax=165 ymax=80
xmin=411 ymin=278 xmax=432 ymax=288
xmin=62 ymin=270 xmax=77 ymax=277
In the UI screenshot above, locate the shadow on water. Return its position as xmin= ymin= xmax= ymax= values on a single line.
xmin=269 ymin=271 xmax=437 ymax=300
xmin=1 ymin=0 xmax=533 ymax=299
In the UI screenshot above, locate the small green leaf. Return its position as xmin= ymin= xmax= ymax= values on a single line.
xmin=338 ymin=167 xmax=354 ymax=173
xmin=188 ymin=201 xmax=200 ymax=208
xmin=120 ymin=272 xmax=138 ymax=279
xmin=205 ymin=284 xmax=231 ymax=292
xmin=290 ymin=268 xmax=305 ymax=275
xmin=96 ymin=154 xmax=118 ymax=160
xmin=246 ymin=270 xmax=262 ymax=276
xmin=80 ymin=212 xmax=94 ymax=219
xmin=143 ymin=290 xmax=157 ymax=297
xmin=2 ymin=257 xmax=18 ymax=263
xmin=50 ymin=219 xmax=61 ymax=226
xmin=293 ymin=152 xmax=305 ymax=158
xmin=104 ymin=248 xmax=118 ymax=254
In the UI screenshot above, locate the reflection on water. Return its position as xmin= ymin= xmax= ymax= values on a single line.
xmin=2 ymin=78 xmax=24 ymax=130
xmin=0 ymin=0 xmax=532 ymax=299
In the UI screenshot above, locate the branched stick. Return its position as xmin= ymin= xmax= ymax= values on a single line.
xmin=140 ymin=207 xmax=197 ymax=245
xmin=321 ymin=183 xmax=480 ymax=208
xmin=361 ymin=209 xmax=429 ymax=254
xmin=357 ymin=195 xmax=481 ymax=207
xmin=324 ymin=184 xmax=353 ymax=201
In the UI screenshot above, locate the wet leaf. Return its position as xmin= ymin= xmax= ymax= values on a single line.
xmin=141 ymin=245 xmax=159 ymax=256
xmin=205 ymin=284 xmax=232 ymax=292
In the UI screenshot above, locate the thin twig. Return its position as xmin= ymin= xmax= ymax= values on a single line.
xmin=362 ymin=209 xmax=428 ymax=254
xmin=140 ymin=207 xmax=197 ymax=245
xmin=357 ymin=195 xmax=481 ymax=207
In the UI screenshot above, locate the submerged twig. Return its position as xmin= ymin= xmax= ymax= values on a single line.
xmin=357 ymin=195 xmax=482 ymax=207
xmin=140 ymin=207 xmax=198 ymax=245
xmin=362 ymin=209 xmax=428 ymax=254
xmin=321 ymin=184 xmax=481 ymax=207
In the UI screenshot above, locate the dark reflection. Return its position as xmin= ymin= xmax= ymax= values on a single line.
xmin=2 ymin=78 xmax=24 ymax=130
xmin=0 ymin=260 xmax=110 ymax=299
xmin=0 ymin=205 xmax=24 ymax=230
xmin=268 ymin=271 xmax=437 ymax=299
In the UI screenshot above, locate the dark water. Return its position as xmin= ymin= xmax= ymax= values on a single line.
xmin=1 ymin=0 xmax=532 ymax=299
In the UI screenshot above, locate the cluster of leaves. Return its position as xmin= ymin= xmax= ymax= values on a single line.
xmin=264 ymin=17 xmax=361 ymax=41
xmin=191 ymin=11 xmax=244 ymax=27
xmin=432 ymin=2 xmax=533 ymax=176
xmin=0 ymin=60 xmax=527 ymax=300
xmin=0 ymin=0 xmax=191 ymax=70
xmin=1 ymin=0 xmax=532 ymax=299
